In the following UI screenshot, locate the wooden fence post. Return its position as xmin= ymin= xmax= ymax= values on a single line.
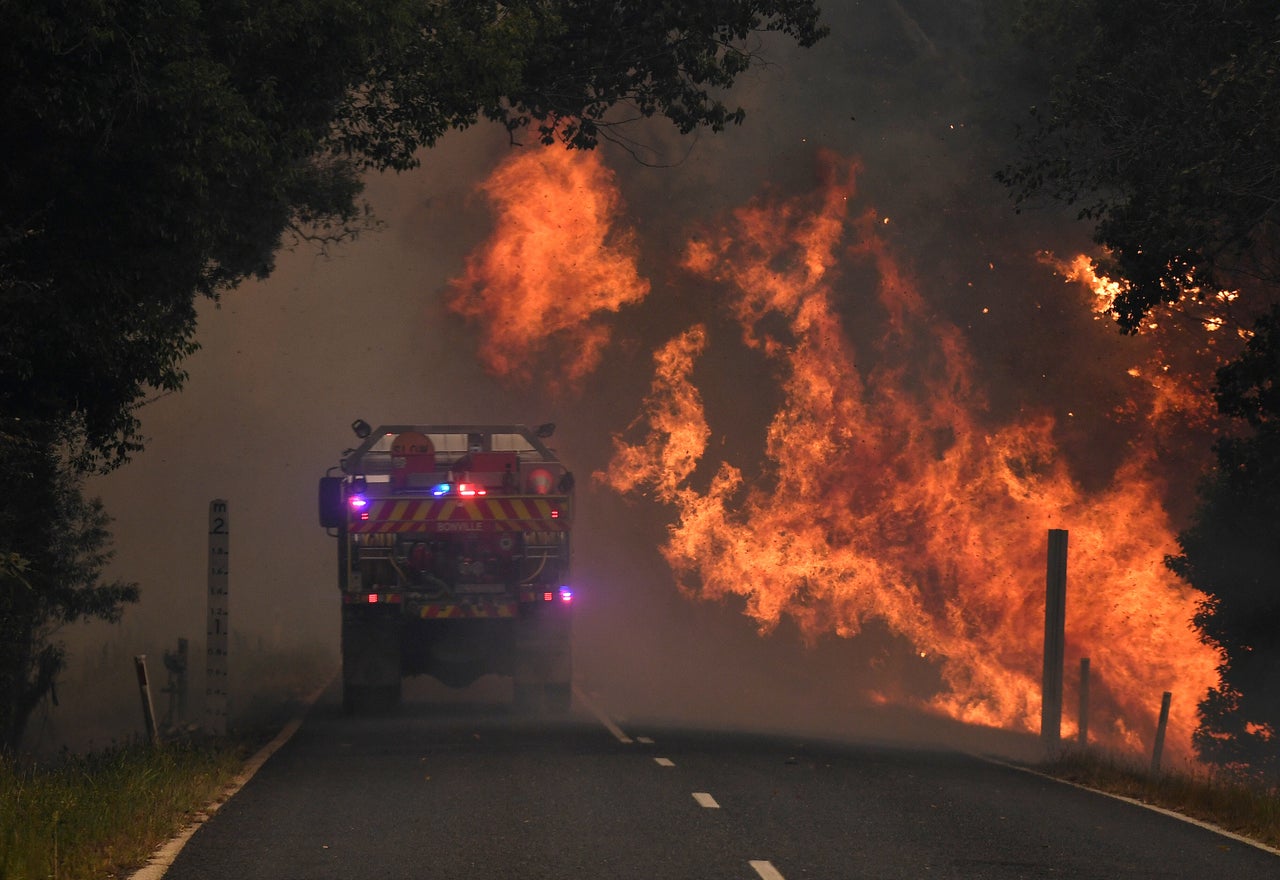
xmin=134 ymin=654 xmax=160 ymax=745
xmin=1150 ymin=691 xmax=1172 ymax=775
xmin=1042 ymin=529 xmax=1068 ymax=749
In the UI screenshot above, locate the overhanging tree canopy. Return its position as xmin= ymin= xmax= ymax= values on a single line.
xmin=1000 ymin=0 xmax=1280 ymax=776
xmin=1 ymin=0 xmax=827 ymax=471
xmin=998 ymin=0 xmax=1280 ymax=332
xmin=0 ymin=0 xmax=826 ymax=751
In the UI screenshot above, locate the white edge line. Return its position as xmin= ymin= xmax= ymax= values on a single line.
xmin=977 ymin=754 xmax=1280 ymax=858
xmin=572 ymin=684 xmax=632 ymax=744
xmin=654 ymin=757 xmax=675 ymax=767
xmin=693 ymin=791 xmax=720 ymax=809
xmin=129 ymin=675 xmax=334 ymax=880
xmin=749 ymin=860 xmax=786 ymax=880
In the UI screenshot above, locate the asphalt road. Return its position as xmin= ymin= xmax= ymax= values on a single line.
xmin=160 ymin=680 xmax=1279 ymax=880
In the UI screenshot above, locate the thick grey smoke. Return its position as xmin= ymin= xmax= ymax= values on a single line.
xmin=36 ymin=1 xmax=1200 ymax=757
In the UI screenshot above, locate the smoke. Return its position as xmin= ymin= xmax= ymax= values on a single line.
xmin=36 ymin=1 xmax=1221 ymax=761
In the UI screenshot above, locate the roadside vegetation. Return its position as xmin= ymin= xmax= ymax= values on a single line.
xmin=0 ymin=738 xmax=248 ymax=880
xmin=0 ymin=643 xmax=334 ymax=880
xmin=1038 ymin=748 xmax=1280 ymax=851
xmin=1001 ymin=0 xmax=1280 ymax=775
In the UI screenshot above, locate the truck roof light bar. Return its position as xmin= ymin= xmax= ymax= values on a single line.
xmin=430 ymin=482 xmax=488 ymax=497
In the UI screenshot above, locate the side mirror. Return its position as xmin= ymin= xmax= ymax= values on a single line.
xmin=318 ymin=477 xmax=345 ymax=528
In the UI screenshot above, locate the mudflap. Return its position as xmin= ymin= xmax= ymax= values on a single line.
xmin=513 ymin=613 xmax=573 ymax=714
xmin=342 ymin=602 xmax=403 ymax=714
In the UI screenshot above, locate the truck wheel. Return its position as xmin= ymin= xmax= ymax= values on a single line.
xmin=513 ymin=682 xmax=539 ymax=714
xmin=545 ymin=682 xmax=572 ymax=714
xmin=342 ymin=606 xmax=403 ymax=714
xmin=342 ymin=684 xmax=365 ymax=715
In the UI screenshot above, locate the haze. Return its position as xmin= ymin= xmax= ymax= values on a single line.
xmin=33 ymin=1 xmax=1215 ymax=761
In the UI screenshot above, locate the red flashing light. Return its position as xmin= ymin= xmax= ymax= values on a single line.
xmin=550 ymin=508 xmax=559 ymax=519
xmin=543 ymin=591 xmax=553 ymax=602
xmin=367 ymin=593 xmax=379 ymax=604
xmin=457 ymin=483 xmax=487 ymax=497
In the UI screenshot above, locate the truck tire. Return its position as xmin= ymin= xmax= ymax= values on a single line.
xmin=545 ymin=682 xmax=572 ymax=714
xmin=513 ymin=682 xmax=539 ymax=714
xmin=342 ymin=605 xmax=402 ymax=714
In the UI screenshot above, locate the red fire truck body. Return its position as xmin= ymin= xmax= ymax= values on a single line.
xmin=318 ymin=424 xmax=573 ymax=712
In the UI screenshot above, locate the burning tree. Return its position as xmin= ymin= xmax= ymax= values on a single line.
xmin=1002 ymin=0 xmax=1280 ymax=772
xmin=999 ymin=0 xmax=1280 ymax=331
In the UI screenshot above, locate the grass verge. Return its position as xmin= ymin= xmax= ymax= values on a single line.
xmin=1038 ymin=748 xmax=1280 ymax=851
xmin=0 ymin=738 xmax=249 ymax=880
xmin=1 ymin=643 xmax=335 ymax=880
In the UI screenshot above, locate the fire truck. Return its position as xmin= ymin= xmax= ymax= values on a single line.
xmin=318 ymin=423 xmax=574 ymax=713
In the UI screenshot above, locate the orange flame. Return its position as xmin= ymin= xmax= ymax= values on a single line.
xmin=447 ymin=146 xmax=650 ymax=388
xmin=451 ymin=145 xmax=1221 ymax=758
xmin=1040 ymin=253 xmax=1227 ymax=463
xmin=602 ymin=153 xmax=1218 ymax=756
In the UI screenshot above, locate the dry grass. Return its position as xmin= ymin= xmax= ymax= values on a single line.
xmin=0 ymin=643 xmax=335 ymax=880
xmin=0 ymin=739 xmax=247 ymax=880
xmin=1039 ymin=748 xmax=1280 ymax=850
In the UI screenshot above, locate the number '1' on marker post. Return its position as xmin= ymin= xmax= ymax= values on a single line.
xmin=206 ymin=499 xmax=229 ymax=735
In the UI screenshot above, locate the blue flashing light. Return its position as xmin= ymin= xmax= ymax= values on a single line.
xmin=348 ymin=494 xmax=368 ymax=510
xmin=558 ymin=586 xmax=573 ymax=604
xmin=430 ymin=482 xmax=488 ymax=498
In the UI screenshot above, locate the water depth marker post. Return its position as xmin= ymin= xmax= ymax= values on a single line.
xmin=206 ymin=499 xmax=230 ymax=735
xmin=1041 ymin=528 xmax=1068 ymax=750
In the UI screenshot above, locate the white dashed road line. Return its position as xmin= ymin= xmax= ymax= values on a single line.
xmin=749 ymin=860 xmax=786 ymax=880
xmin=692 ymin=791 xmax=720 ymax=809
xmin=574 ymin=689 xmax=786 ymax=873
